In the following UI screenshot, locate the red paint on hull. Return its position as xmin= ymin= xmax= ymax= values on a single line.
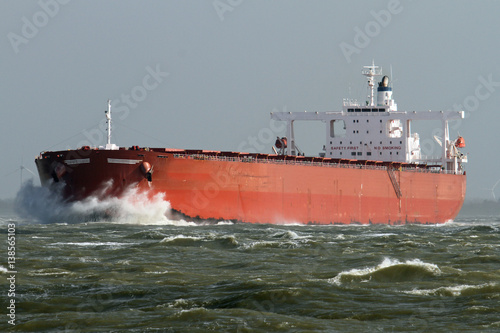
xmin=35 ymin=148 xmax=466 ymax=224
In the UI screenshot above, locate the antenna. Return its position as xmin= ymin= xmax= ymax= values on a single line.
xmin=105 ymin=99 xmax=112 ymax=146
xmin=362 ymin=60 xmax=382 ymax=106
xmin=390 ymin=64 xmax=393 ymax=88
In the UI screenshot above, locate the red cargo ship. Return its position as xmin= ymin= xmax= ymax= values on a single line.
xmin=35 ymin=63 xmax=467 ymax=224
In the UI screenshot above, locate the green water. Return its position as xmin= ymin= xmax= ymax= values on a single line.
xmin=1 ymin=214 xmax=499 ymax=332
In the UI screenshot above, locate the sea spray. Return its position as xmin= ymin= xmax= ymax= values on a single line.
xmin=14 ymin=180 xmax=171 ymax=224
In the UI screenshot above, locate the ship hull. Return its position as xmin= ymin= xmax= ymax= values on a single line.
xmin=35 ymin=148 xmax=466 ymax=224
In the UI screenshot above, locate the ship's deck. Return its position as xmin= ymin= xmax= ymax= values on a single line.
xmin=41 ymin=146 xmax=462 ymax=175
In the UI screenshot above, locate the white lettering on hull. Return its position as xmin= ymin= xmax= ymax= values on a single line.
xmin=107 ymin=158 xmax=141 ymax=165
xmin=64 ymin=158 xmax=90 ymax=165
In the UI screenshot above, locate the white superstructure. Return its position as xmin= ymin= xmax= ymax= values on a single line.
xmin=271 ymin=63 xmax=467 ymax=173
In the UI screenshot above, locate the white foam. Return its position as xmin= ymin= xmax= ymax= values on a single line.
xmin=404 ymin=283 xmax=497 ymax=297
xmin=160 ymin=235 xmax=204 ymax=243
xmin=242 ymin=240 xmax=298 ymax=249
xmin=145 ymin=270 xmax=169 ymax=275
xmin=51 ymin=241 xmax=131 ymax=248
xmin=216 ymin=221 xmax=234 ymax=225
xmin=270 ymin=230 xmax=311 ymax=240
xmin=329 ymin=258 xmax=441 ymax=286
xmin=15 ymin=180 xmax=172 ymax=224
xmin=15 ymin=180 xmax=238 ymax=226
xmin=79 ymin=257 xmax=100 ymax=263
xmin=30 ymin=269 xmax=72 ymax=276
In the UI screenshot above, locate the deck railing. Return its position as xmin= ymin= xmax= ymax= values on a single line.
xmin=172 ymin=153 xmax=464 ymax=175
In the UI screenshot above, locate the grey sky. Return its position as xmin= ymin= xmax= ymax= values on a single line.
xmin=1 ymin=0 xmax=499 ymax=200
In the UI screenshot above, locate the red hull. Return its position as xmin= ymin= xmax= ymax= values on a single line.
xmin=35 ymin=148 xmax=466 ymax=225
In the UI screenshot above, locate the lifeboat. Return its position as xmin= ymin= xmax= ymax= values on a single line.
xmin=455 ymin=136 xmax=465 ymax=148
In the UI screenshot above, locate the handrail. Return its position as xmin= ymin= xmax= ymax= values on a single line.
xmin=172 ymin=153 xmax=464 ymax=175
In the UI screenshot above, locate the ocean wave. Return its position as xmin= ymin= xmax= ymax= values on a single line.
xmin=29 ymin=268 xmax=73 ymax=277
xmin=404 ymin=282 xmax=499 ymax=297
xmin=242 ymin=240 xmax=300 ymax=250
xmin=144 ymin=270 xmax=169 ymax=275
xmin=50 ymin=241 xmax=133 ymax=249
xmin=328 ymin=258 xmax=441 ymax=285
xmin=160 ymin=233 xmax=239 ymax=248
xmin=270 ymin=229 xmax=313 ymax=240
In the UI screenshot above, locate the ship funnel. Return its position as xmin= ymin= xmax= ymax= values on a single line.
xmin=377 ymin=75 xmax=396 ymax=110
xmin=380 ymin=75 xmax=389 ymax=87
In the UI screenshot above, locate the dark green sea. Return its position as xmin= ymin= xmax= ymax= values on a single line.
xmin=1 ymin=185 xmax=499 ymax=332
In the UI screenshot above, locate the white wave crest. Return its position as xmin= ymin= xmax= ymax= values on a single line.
xmin=328 ymin=258 xmax=441 ymax=285
xmin=404 ymin=282 xmax=497 ymax=297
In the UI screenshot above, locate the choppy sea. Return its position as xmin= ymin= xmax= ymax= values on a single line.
xmin=1 ymin=183 xmax=499 ymax=332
